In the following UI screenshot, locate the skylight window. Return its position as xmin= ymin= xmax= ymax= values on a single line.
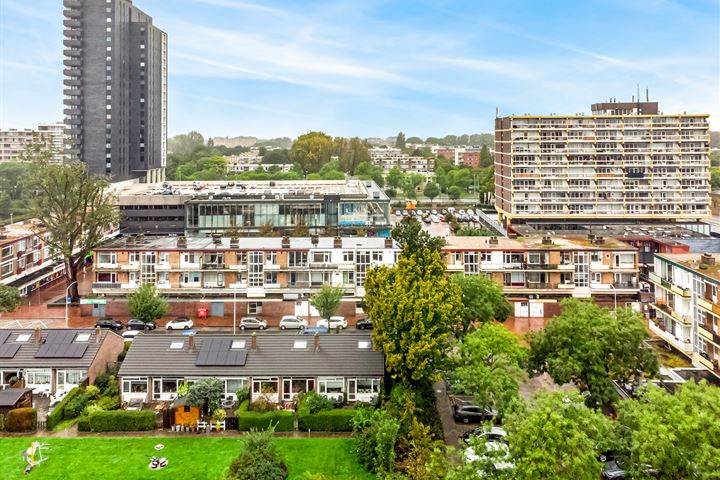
xmin=293 ymin=340 xmax=307 ymax=349
xmin=358 ymin=340 xmax=371 ymax=349
xmin=16 ymin=334 xmax=31 ymax=343
xmin=170 ymin=341 xmax=184 ymax=350
xmin=231 ymin=340 xmax=246 ymax=349
xmin=75 ymin=333 xmax=91 ymax=342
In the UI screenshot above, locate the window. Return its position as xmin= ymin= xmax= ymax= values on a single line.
xmin=231 ymin=340 xmax=246 ymax=349
xmin=311 ymin=251 xmax=331 ymax=263
xmin=129 ymin=252 xmax=139 ymax=263
xmin=289 ymin=251 xmax=307 ymax=267
xmin=318 ymin=377 xmax=344 ymax=394
xmin=464 ymin=252 xmax=479 ymax=274
xmin=16 ymin=334 xmax=31 ymax=342
xmin=153 ymin=378 xmax=181 ymax=400
xmin=158 ymin=252 xmax=169 ymax=264
xmin=248 ymin=302 xmax=262 ymax=315
xmin=2 ymin=246 xmax=13 ymax=259
xmin=182 ymin=253 xmax=196 ymax=264
xmin=591 ymin=272 xmax=602 ymax=284
xmin=358 ymin=340 xmax=370 ymax=349
xmin=25 ymin=369 xmax=51 ymax=385
xmin=64 ymin=370 xmax=85 ymax=385
xmin=248 ymin=252 xmax=263 ymax=287
xmin=97 ymin=252 xmax=116 ymax=265
xmin=74 ymin=333 xmax=90 ymax=342
xmin=265 ymin=272 xmax=278 ymax=284
xmin=182 ymin=272 xmax=200 ymax=284
xmin=343 ymin=251 xmax=354 ymax=262
xmin=293 ymin=340 xmax=307 ymax=349
xmin=170 ymin=342 xmax=184 ymax=350
xmin=355 ymin=378 xmax=380 ymax=394
xmin=122 ymin=377 xmax=148 ymax=393
xmin=225 ymin=379 xmax=247 ymax=398
xmin=528 ymin=252 xmax=547 ymax=265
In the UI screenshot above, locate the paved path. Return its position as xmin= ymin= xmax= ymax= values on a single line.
xmin=434 ymin=380 xmax=463 ymax=447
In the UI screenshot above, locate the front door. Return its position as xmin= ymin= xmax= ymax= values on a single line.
xmin=92 ymin=304 xmax=106 ymax=317
xmin=347 ymin=379 xmax=357 ymax=402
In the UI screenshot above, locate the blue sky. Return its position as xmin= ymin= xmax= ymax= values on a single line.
xmin=1 ymin=0 xmax=718 ymax=139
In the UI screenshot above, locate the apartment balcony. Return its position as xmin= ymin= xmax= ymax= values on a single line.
xmin=698 ymin=323 xmax=716 ymax=344
xmin=697 ymin=297 xmax=713 ymax=312
xmin=65 ymin=127 xmax=81 ymax=136
xmin=63 ymin=58 xmax=81 ymax=67
xmin=92 ymin=282 xmax=121 ymax=290
xmin=612 ymin=282 xmax=639 ymax=290
xmin=590 ymin=262 xmax=609 ymax=271
xmin=648 ymin=321 xmax=693 ymax=353
xmin=201 ymin=263 xmax=227 ymax=270
xmin=179 ymin=263 xmax=200 ymax=270
xmin=503 ymin=262 xmax=524 ymax=270
xmin=63 ymin=78 xmax=81 ymax=87
xmin=288 ymin=281 xmax=311 ymax=288
xmin=156 ymin=282 xmax=172 ymax=290
xmin=64 ymin=48 xmax=81 ymax=58
xmin=95 ymin=262 xmax=118 ymax=270
xmin=64 ymin=0 xmax=81 ymax=7
xmin=264 ymin=263 xmax=281 ymax=271
xmin=525 ymin=263 xmax=556 ymax=270
xmin=557 ymin=263 xmax=574 ymax=271
xmin=309 ymin=262 xmax=338 ymax=269
xmin=64 ymin=29 xmax=82 ymax=38
xmin=229 ymin=264 xmax=248 ymax=271
xmin=63 ymin=19 xmax=81 ymax=28
xmin=180 ymin=282 xmax=202 ymax=289
xmin=155 ymin=263 xmax=171 ymax=271
xmin=63 ymin=39 xmax=81 ymax=48
xmin=670 ymin=284 xmax=691 ymax=297
xmin=63 ymin=9 xmax=81 ymax=19
xmin=120 ymin=263 xmax=140 ymax=271
xmin=526 ymin=282 xmax=554 ymax=289
xmin=63 ymin=68 xmax=80 ymax=77
xmin=64 ymin=88 xmax=81 ymax=97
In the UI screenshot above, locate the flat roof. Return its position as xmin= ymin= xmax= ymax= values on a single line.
xmin=0 ymin=220 xmax=44 ymax=246
xmin=656 ymin=253 xmax=720 ymax=283
xmin=444 ymin=235 xmax=636 ymax=251
xmin=114 ymin=179 xmax=388 ymax=201
xmin=118 ymin=334 xmax=384 ymax=378
xmin=96 ymin=236 xmax=397 ymax=252
xmin=511 ymin=223 xmax=708 ymax=241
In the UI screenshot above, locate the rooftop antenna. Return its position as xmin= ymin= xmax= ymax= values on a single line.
xmin=495 ymin=106 xmax=499 ymax=118
xmin=646 ymin=86 xmax=649 ymax=102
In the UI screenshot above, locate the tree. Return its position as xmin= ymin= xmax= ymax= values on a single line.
xmin=395 ymin=132 xmax=406 ymax=149
xmin=0 ymin=285 xmax=21 ymax=313
xmin=355 ymin=161 xmax=384 ymax=187
xmin=391 ymin=218 xmax=445 ymax=256
xmin=451 ymin=323 xmax=527 ymax=416
xmin=227 ymin=427 xmax=288 ymax=480
xmin=527 ymin=299 xmax=659 ymax=408
xmin=479 ymin=144 xmax=493 ymax=168
xmin=128 ymin=283 xmax=169 ymax=323
xmin=406 ymin=136 xmax=422 ymax=145
xmin=712 ymin=167 xmax=720 ymax=189
xmin=364 ymin=248 xmax=463 ymax=386
xmin=290 ymin=131 xmax=334 ymax=174
xmin=450 ymin=274 xmax=511 ymax=337
xmin=168 ymin=131 xmax=204 ymax=155
xmin=710 ymin=149 xmax=720 ymax=167
xmin=25 ymin=159 xmax=120 ymax=300
xmin=616 ymin=381 xmax=720 ymax=479
xmin=310 ymin=284 xmax=344 ymax=320
xmin=335 ymin=137 xmax=370 ymax=175
xmin=448 ymin=186 xmax=462 ymax=200
xmin=423 ymin=182 xmax=440 ymax=201
xmin=386 ymin=167 xmax=404 ymax=190
xmin=504 ymin=390 xmax=615 ymax=480
xmin=262 ymin=149 xmax=290 ymax=165
xmin=186 ymin=377 xmax=224 ymax=413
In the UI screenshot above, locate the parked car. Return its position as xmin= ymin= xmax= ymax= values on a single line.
xmin=423 ymin=216 xmax=431 ymax=224
xmin=431 ymin=209 xmax=438 ymax=215
xmin=464 ymin=440 xmax=514 ymax=474
xmin=95 ymin=318 xmax=123 ymax=332
xmin=356 ymin=318 xmax=374 ymax=330
xmin=462 ymin=426 xmax=507 ymax=445
xmin=467 ymin=208 xmax=475 ymax=215
xmin=239 ymin=317 xmax=267 ymax=330
xmin=279 ymin=315 xmax=308 ymax=330
xmin=416 ymin=209 xmax=423 ymax=215
xmin=127 ymin=319 xmax=156 ymax=331
xmin=602 ymin=458 xmax=659 ymax=479
xmin=165 ymin=317 xmax=194 ymax=330
xmin=121 ymin=330 xmax=142 ymax=341
xmin=431 ymin=216 xmax=440 ymax=223
xmin=401 ymin=210 xmax=408 ymax=216
xmin=395 ymin=210 xmax=402 ymax=216
xmin=316 ymin=316 xmax=348 ymax=329
xmin=453 ymin=400 xmax=498 ymax=424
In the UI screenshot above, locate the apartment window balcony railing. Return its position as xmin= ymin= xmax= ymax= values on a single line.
xmin=201 ymin=263 xmax=227 ymax=270
xmin=612 ymin=282 xmax=638 ymax=289
xmin=526 ymin=282 xmax=553 ymax=289
xmin=92 ymin=282 xmax=121 ymax=289
xmin=288 ymin=281 xmax=311 ymax=288
xmin=526 ymin=263 xmax=552 ymax=270
xmin=504 ymin=262 xmax=524 ymax=270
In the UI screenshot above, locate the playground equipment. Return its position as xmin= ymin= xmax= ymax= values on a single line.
xmin=22 ymin=441 xmax=49 ymax=474
xmin=149 ymin=456 xmax=168 ymax=470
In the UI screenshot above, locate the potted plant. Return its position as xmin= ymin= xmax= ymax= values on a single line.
xmin=212 ymin=408 xmax=226 ymax=431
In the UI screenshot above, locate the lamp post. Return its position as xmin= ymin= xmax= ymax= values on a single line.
xmin=609 ymin=283 xmax=618 ymax=310
xmin=65 ymin=280 xmax=78 ymax=328
xmin=233 ymin=286 xmax=237 ymax=335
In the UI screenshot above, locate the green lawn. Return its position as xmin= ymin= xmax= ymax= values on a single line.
xmin=0 ymin=437 xmax=374 ymax=480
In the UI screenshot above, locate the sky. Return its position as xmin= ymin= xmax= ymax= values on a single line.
xmin=0 ymin=0 xmax=718 ymax=139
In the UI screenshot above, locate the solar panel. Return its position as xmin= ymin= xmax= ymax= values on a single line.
xmin=196 ymin=338 xmax=248 ymax=366
xmin=0 ymin=331 xmax=11 ymax=345
xmin=0 ymin=344 xmax=21 ymax=358
xmin=35 ymin=330 xmax=89 ymax=358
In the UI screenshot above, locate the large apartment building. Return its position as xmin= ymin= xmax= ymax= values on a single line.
xmin=648 ymin=253 xmax=720 ymax=378
xmin=494 ymin=100 xmax=710 ymax=228
xmin=0 ymin=220 xmax=64 ymax=297
xmin=368 ymin=147 xmax=434 ymax=174
xmin=91 ymin=235 xmax=399 ymax=322
xmin=114 ymin=179 xmax=392 ymax=237
xmin=0 ymin=124 xmax=65 ymax=163
xmin=443 ymin=235 xmax=639 ymax=318
xmin=63 ymin=0 xmax=167 ymax=182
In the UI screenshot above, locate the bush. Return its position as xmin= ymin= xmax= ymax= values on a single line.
xmin=236 ymin=386 xmax=250 ymax=404
xmin=78 ymin=410 xmax=155 ymax=432
xmin=226 ymin=427 xmax=288 ymax=480
xmin=0 ymin=413 xmax=5 ymax=432
xmin=64 ymin=392 xmax=91 ymax=419
xmin=298 ymin=409 xmax=355 ymax=432
xmin=47 ymin=386 xmax=83 ymax=429
xmin=96 ymin=395 xmax=120 ymax=410
xmin=94 ymin=373 xmax=113 ymax=392
xmin=6 ymin=408 xmax=36 ymax=432
xmin=299 ymin=391 xmax=334 ymax=414
xmin=82 ymin=403 xmax=104 ymax=417
xmin=250 ymin=398 xmax=276 ymax=413
xmin=236 ymin=401 xmax=293 ymax=432
xmin=85 ymin=385 xmax=101 ymax=399
xmin=76 ymin=416 xmax=90 ymax=431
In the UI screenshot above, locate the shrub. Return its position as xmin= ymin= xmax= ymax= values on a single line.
xmin=250 ymin=398 xmax=276 ymax=413
xmin=96 ymin=395 xmax=120 ymax=411
xmin=0 ymin=413 xmax=5 ymax=431
xmin=46 ymin=386 xmax=83 ymax=429
xmin=299 ymin=391 xmax=334 ymax=414
xmin=85 ymin=385 xmax=101 ymax=399
xmin=6 ymin=408 xmax=36 ymax=432
xmin=64 ymin=392 xmax=91 ymax=419
xmin=236 ymin=386 xmax=250 ymax=404
xmin=82 ymin=403 xmax=104 ymax=417
xmin=78 ymin=410 xmax=155 ymax=432
xmin=236 ymin=401 xmax=293 ymax=432
xmin=352 ymin=408 xmax=399 ymax=475
xmin=94 ymin=373 xmax=113 ymax=392
xmin=226 ymin=427 xmax=288 ymax=480
xmin=298 ymin=409 xmax=355 ymax=432
xmin=187 ymin=378 xmax=224 ymax=412
xmin=76 ymin=416 xmax=90 ymax=431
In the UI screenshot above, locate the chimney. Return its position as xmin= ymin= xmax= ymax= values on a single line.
xmin=281 ymin=235 xmax=290 ymax=248
xmin=95 ymin=326 xmax=101 ymax=342
xmin=587 ymin=233 xmax=595 ymax=241
xmin=542 ymin=236 xmax=552 ymax=246
xmin=251 ymin=332 xmax=257 ymax=351
xmin=384 ymin=237 xmax=394 ymax=249
xmin=177 ymin=236 xmax=187 ymax=248
xmin=701 ymin=253 xmax=716 ymax=266
xmin=334 ymin=236 xmax=342 ymax=249
xmin=187 ymin=333 xmax=195 ymax=351
xmin=489 ymin=236 xmax=498 ymax=245
xmin=314 ymin=332 xmax=320 ymax=352
xmin=230 ymin=236 xmax=239 ymax=248
xmin=125 ymin=235 xmax=135 ymax=247
xmin=593 ymin=236 xmax=605 ymax=245
xmin=311 ymin=235 xmax=319 ymax=245
xmin=34 ymin=327 xmax=42 ymax=343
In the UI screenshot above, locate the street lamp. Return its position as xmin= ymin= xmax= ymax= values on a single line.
xmin=65 ymin=280 xmax=78 ymax=328
xmin=609 ymin=283 xmax=618 ymax=311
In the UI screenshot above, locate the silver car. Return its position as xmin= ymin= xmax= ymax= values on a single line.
xmin=279 ymin=315 xmax=308 ymax=330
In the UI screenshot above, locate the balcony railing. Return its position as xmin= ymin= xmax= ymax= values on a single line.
xmin=612 ymin=282 xmax=638 ymax=289
xmin=202 ymin=263 xmax=227 ymax=270
xmin=92 ymin=282 xmax=120 ymax=289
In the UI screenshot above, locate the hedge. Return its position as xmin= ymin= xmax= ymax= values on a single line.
xmin=76 ymin=416 xmax=90 ymax=432
xmin=298 ymin=409 xmax=356 ymax=432
xmin=77 ymin=410 xmax=156 ymax=432
xmin=46 ymin=387 xmax=84 ymax=430
xmin=236 ymin=401 xmax=293 ymax=432
xmin=6 ymin=408 xmax=37 ymax=432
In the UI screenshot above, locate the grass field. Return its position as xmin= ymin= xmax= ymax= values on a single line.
xmin=0 ymin=437 xmax=374 ymax=480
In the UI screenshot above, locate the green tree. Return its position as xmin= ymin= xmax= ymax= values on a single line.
xmin=616 ymin=381 xmax=720 ymax=479
xmin=387 ymin=167 xmax=404 ymax=190
xmin=504 ymin=390 xmax=615 ymax=480
xmin=423 ymin=182 xmax=440 ymax=201
xmin=479 ymin=144 xmax=493 ymax=168
xmin=443 ymin=134 xmax=458 ymax=145
xmin=451 ymin=274 xmax=511 ymax=337
xmin=406 ymin=136 xmax=422 ymax=144
xmin=709 ymin=149 xmax=720 ymax=167
xmin=452 ymin=323 xmax=527 ymax=416
xmin=335 ymin=137 xmax=370 ymax=175
xmin=391 ymin=217 xmax=445 ymax=255
xmin=712 ymin=167 xmax=720 ymax=189
xmin=25 ymin=159 xmax=120 ymax=300
xmin=175 ymin=155 xmax=228 ymax=180
xmin=395 ymin=132 xmax=406 ymax=149
xmin=168 ymin=131 xmax=205 ymax=155
xmin=310 ymin=284 xmax=344 ymax=320
xmin=128 ymin=283 xmax=169 ymax=323
xmin=364 ymin=248 xmax=463 ymax=386
xmin=0 ymin=285 xmax=21 ymax=313
xmin=355 ymin=161 xmax=384 ymax=187
xmin=448 ymin=186 xmax=462 ymax=200
xmin=262 ymin=149 xmax=291 ymax=164
xmin=290 ymin=131 xmax=334 ymax=174
xmin=527 ymin=299 xmax=659 ymax=407
xmin=186 ymin=377 xmax=224 ymax=413
xmin=226 ymin=426 xmax=288 ymax=480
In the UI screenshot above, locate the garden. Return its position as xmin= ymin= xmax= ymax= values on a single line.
xmin=0 ymin=437 xmax=373 ymax=480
